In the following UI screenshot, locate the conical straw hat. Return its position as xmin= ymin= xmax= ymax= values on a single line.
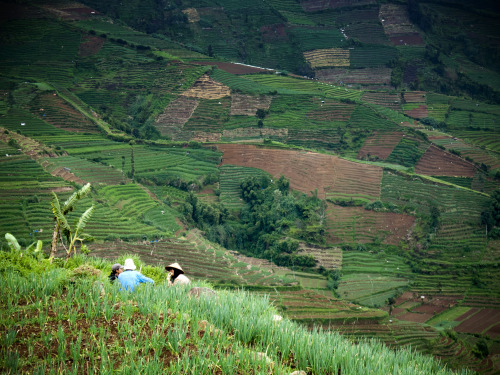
xmin=165 ymin=262 xmax=184 ymax=274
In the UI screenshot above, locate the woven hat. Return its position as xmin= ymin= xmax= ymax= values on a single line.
xmin=112 ymin=263 xmax=124 ymax=272
xmin=123 ymin=258 xmax=137 ymax=270
xmin=165 ymin=262 xmax=184 ymax=274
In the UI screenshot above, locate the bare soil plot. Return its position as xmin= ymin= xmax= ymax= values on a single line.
xmin=404 ymin=105 xmax=428 ymax=119
xmin=398 ymin=312 xmax=434 ymax=323
xmin=155 ymin=97 xmax=199 ymax=136
xmin=455 ymin=309 xmax=500 ymax=335
xmin=303 ymin=48 xmax=349 ymax=68
xmin=41 ymin=3 xmax=98 ymax=20
xmin=415 ymin=145 xmax=477 ymax=177
xmin=30 ymin=92 xmax=100 ymax=133
xmin=326 ymin=205 xmax=416 ymax=245
xmin=357 ymin=131 xmax=404 ymax=160
xmin=300 ymin=0 xmax=376 ymax=12
xmin=222 ymin=127 xmax=287 ymax=142
xmin=78 ymin=35 xmax=105 ymax=57
xmin=261 ymin=23 xmax=288 ymax=42
xmin=180 ymin=74 xmax=231 ymax=99
xmin=191 ymin=61 xmax=273 ymax=74
xmin=182 ymin=8 xmax=200 ymax=23
xmin=362 ymin=92 xmax=402 ymax=111
xmin=191 ymin=131 xmax=222 ymax=142
xmin=379 ymin=4 xmax=420 ymax=37
xmin=297 ymin=243 xmax=342 ymax=270
xmin=315 ymin=68 xmax=392 ymax=86
xmin=306 ymin=99 xmax=356 ymax=122
xmin=230 ymin=94 xmax=272 ymax=116
xmin=403 ymin=91 xmax=426 ymax=103
xmin=217 ymin=144 xmax=382 ymax=200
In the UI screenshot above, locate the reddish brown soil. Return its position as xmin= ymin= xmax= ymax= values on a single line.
xmin=404 ymin=105 xmax=428 ymax=119
xmin=326 ymin=205 xmax=416 ymax=245
xmin=398 ymin=312 xmax=433 ymax=323
xmin=315 ymin=68 xmax=392 ymax=86
xmin=78 ymin=35 xmax=105 ymax=57
xmin=230 ymin=94 xmax=272 ymax=116
xmin=455 ymin=308 xmax=481 ymax=321
xmin=412 ymin=304 xmax=448 ymax=315
xmin=357 ymin=131 xmax=404 ymax=160
xmin=261 ymin=23 xmax=288 ymax=42
xmin=403 ymin=91 xmax=426 ymax=103
xmin=455 ymin=309 xmax=500 ymax=335
xmin=217 ymin=144 xmax=383 ymax=200
xmin=486 ymin=322 xmax=500 ymax=339
xmin=389 ymin=33 xmax=424 ymax=46
xmin=191 ymin=61 xmax=273 ymax=75
xmin=415 ymin=145 xmax=477 ymax=177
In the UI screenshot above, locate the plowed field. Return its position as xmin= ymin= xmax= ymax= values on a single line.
xmin=357 ymin=131 xmax=404 ymax=160
xmin=415 ymin=146 xmax=477 ymax=177
xmin=326 ymin=204 xmax=415 ymax=245
xmin=455 ymin=309 xmax=500 ymax=336
xmin=217 ymin=144 xmax=382 ymax=200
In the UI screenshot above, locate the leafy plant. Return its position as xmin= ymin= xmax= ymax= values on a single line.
xmin=5 ymin=233 xmax=43 ymax=260
xmin=50 ymin=183 xmax=95 ymax=259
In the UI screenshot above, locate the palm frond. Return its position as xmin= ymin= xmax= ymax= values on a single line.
xmin=63 ymin=183 xmax=91 ymax=213
xmin=51 ymin=192 xmax=70 ymax=231
xmin=5 ymin=233 xmax=20 ymax=251
xmin=74 ymin=205 xmax=94 ymax=235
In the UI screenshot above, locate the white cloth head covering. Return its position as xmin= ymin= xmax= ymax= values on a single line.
xmin=123 ymin=258 xmax=137 ymax=270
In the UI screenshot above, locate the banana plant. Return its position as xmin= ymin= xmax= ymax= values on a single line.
xmin=5 ymin=233 xmax=43 ymax=259
xmin=50 ymin=183 xmax=95 ymax=260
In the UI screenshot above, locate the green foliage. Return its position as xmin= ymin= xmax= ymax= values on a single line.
xmin=481 ymin=189 xmax=500 ymax=237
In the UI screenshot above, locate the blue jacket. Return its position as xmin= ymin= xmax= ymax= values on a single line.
xmin=118 ymin=270 xmax=154 ymax=291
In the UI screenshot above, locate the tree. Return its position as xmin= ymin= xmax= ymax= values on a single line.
xmin=50 ymin=183 xmax=94 ymax=260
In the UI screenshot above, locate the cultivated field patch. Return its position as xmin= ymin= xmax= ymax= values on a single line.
xmin=300 ymin=0 xmax=376 ymax=12
xmin=155 ymin=97 xmax=199 ymax=135
xmin=217 ymin=144 xmax=382 ymax=200
xmin=315 ymin=68 xmax=392 ymax=87
xmin=357 ymin=131 xmax=404 ymax=160
xmin=230 ymin=94 xmax=272 ymax=116
xmin=379 ymin=4 xmax=423 ymax=46
xmin=180 ymin=74 xmax=231 ymax=99
xmin=414 ymin=145 xmax=477 ymax=177
xmin=303 ymin=48 xmax=349 ymax=68
xmin=455 ymin=309 xmax=500 ymax=337
xmin=325 ymin=204 xmax=416 ymax=245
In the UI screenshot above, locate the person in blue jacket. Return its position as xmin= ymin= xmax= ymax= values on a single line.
xmin=118 ymin=258 xmax=154 ymax=291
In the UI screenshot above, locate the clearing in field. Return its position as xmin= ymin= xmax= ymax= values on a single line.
xmin=230 ymin=94 xmax=272 ymax=116
xmin=303 ymin=48 xmax=349 ymax=68
xmin=357 ymin=131 xmax=404 ymax=160
xmin=180 ymin=74 xmax=231 ymax=99
xmin=315 ymin=68 xmax=392 ymax=87
xmin=217 ymin=144 xmax=382 ymax=200
xmin=155 ymin=97 xmax=199 ymax=135
xmin=379 ymin=3 xmax=424 ymax=46
xmin=325 ymin=204 xmax=416 ymax=245
xmin=414 ymin=145 xmax=477 ymax=177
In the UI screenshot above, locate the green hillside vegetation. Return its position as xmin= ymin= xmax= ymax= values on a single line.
xmin=1 ymin=0 xmax=500 ymax=373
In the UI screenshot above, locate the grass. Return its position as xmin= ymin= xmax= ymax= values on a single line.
xmin=0 ymin=251 xmax=471 ymax=374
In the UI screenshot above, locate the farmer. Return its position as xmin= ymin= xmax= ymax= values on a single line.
xmin=108 ymin=263 xmax=124 ymax=283
xmin=165 ymin=263 xmax=190 ymax=286
xmin=118 ymin=258 xmax=154 ymax=291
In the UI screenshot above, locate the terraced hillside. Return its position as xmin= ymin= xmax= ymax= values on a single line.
xmin=1 ymin=0 xmax=500 ymax=373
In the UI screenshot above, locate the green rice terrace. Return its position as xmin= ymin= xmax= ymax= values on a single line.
xmin=1 ymin=0 xmax=500 ymax=373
